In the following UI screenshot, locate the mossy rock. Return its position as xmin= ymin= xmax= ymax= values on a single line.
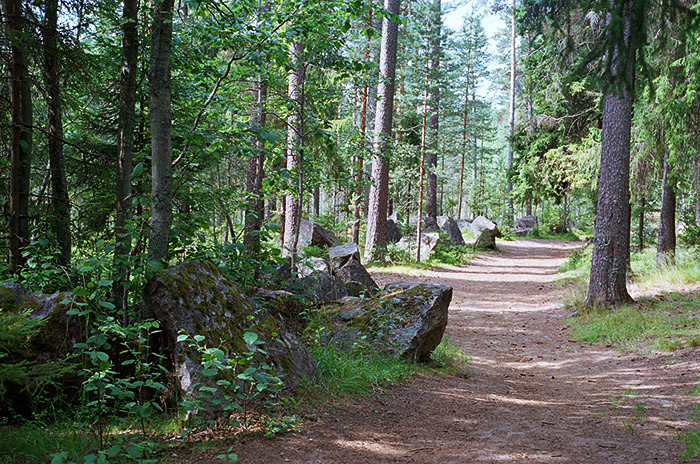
xmin=0 ymin=283 xmax=84 ymax=362
xmin=0 ymin=283 xmax=84 ymax=419
xmin=145 ymin=260 xmax=316 ymax=413
xmin=324 ymin=282 xmax=452 ymax=362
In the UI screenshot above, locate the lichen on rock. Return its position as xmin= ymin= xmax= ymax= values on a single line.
xmin=325 ymin=282 xmax=452 ymax=362
xmin=145 ymin=260 xmax=317 ymax=414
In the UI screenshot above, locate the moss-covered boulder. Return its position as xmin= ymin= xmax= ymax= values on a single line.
xmin=0 ymin=283 xmax=84 ymax=418
xmin=475 ymin=228 xmax=500 ymax=250
xmin=145 ymin=260 xmax=316 ymax=411
xmin=0 ymin=283 xmax=84 ymax=362
xmin=326 ymin=282 xmax=452 ymax=361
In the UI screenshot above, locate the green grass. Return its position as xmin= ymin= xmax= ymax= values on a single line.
xmin=568 ymin=293 xmax=700 ymax=352
xmin=309 ymin=344 xmax=418 ymax=398
xmin=0 ymin=423 xmax=97 ymax=464
xmin=428 ymin=337 xmax=470 ymax=377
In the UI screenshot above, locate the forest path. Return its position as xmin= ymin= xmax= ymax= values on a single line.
xmin=232 ymin=240 xmax=699 ymax=463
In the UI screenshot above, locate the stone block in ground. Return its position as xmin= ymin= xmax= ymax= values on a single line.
xmin=470 ymin=215 xmax=497 ymax=233
xmin=0 ymin=283 xmax=86 ymax=418
xmin=146 ymin=260 xmax=316 ymax=417
xmin=514 ymin=215 xmax=537 ymax=237
xmin=437 ymin=216 xmax=466 ymax=246
xmin=475 ymin=228 xmax=500 ymax=250
xmin=396 ymin=232 xmax=440 ymax=261
xmin=386 ymin=218 xmax=402 ymax=244
xmin=456 ymin=219 xmax=471 ymax=230
xmin=408 ymin=216 xmax=439 ymax=233
xmin=328 ymin=243 xmax=379 ymax=298
xmin=326 ymin=282 xmax=452 ymax=362
xmin=296 ymin=219 xmax=341 ymax=250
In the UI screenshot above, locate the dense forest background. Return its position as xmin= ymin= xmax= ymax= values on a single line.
xmin=1 ymin=0 xmax=700 ymax=460
xmin=2 ymin=0 xmax=699 ymax=306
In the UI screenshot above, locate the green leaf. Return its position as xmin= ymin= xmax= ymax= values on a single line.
xmin=243 ymin=332 xmax=258 ymax=346
xmin=98 ymin=301 xmax=116 ymax=310
xmin=97 ymin=280 xmax=113 ymax=287
xmin=177 ymin=334 xmax=188 ymax=342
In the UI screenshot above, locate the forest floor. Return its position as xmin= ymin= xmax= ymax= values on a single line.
xmin=221 ymin=240 xmax=700 ymax=463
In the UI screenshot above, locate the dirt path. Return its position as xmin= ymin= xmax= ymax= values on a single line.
xmin=233 ymin=240 xmax=700 ymax=463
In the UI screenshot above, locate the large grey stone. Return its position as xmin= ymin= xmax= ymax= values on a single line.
xmin=296 ymin=257 xmax=331 ymax=277
xmin=470 ymin=215 xmax=497 ymax=233
xmin=328 ymin=243 xmax=379 ymax=298
xmin=409 ymin=216 xmax=439 ymax=233
xmin=514 ymin=215 xmax=537 ymax=237
xmin=396 ymin=232 xmax=441 ymax=261
xmin=389 ymin=212 xmax=402 ymax=223
xmin=386 ymin=218 xmax=402 ymax=244
xmin=297 ymin=219 xmax=341 ymax=250
xmin=146 ymin=260 xmax=316 ymax=416
xmin=297 ymin=272 xmax=348 ymax=303
xmin=327 ymin=283 xmax=452 ymax=362
xmin=437 ymin=216 xmax=465 ymax=246
xmin=456 ymin=219 xmax=471 ymax=230
xmin=0 ymin=283 xmax=85 ymax=418
xmin=475 ymin=228 xmax=499 ymax=250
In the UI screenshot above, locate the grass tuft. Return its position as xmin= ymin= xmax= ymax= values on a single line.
xmin=309 ymin=344 xmax=417 ymax=398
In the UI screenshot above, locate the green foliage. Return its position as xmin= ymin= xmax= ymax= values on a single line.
xmin=680 ymin=226 xmax=700 ymax=247
xmin=429 ymin=240 xmax=473 ymax=266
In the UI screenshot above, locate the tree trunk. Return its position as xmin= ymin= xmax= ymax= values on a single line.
xmin=244 ymin=71 xmax=268 ymax=253
xmin=283 ymin=40 xmax=305 ymax=260
xmin=696 ymin=149 xmax=700 ymax=226
xmin=147 ymin=0 xmax=174 ymax=265
xmin=506 ymin=0 xmax=516 ymax=225
xmin=41 ymin=0 xmax=71 ymax=267
xmin=417 ymin=40 xmax=430 ymax=262
xmin=364 ymin=0 xmax=400 ymax=261
xmin=113 ymin=0 xmax=138 ymax=319
xmin=3 ymin=0 xmax=32 ymax=273
xmin=352 ymin=7 xmax=373 ymax=245
xmin=425 ymin=0 xmax=441 ymax=220
xmin=313 ymin=184 xmax=320 ymax=216
xmin=656 ymin=142 xmax=676 ymax=264
xmin=585 ymin=0 xmax=636 ymax=307
xmin=638 ymin=195 xmax=645 ymax=251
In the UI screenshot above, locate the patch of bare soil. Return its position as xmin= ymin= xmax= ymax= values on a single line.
xmin=213 ymin=240 xmax=700 ymax=463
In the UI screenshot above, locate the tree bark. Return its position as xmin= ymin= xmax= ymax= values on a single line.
xmin=113 ymin=0 xmax=138 ymax=319
xmin=147 ymin=0 xmax=174 ymax=265
xmin=425 ymin=0 xmax=440 ymax=220
xmin=638 ymin=195 xmax=645 ymax=251
xmin=352 ymin=7 xmax=373 ymax=245
xmin=417 ymin=40 xmax=430 ymax=261
xmin=696 ymin=149 xmax=700 ymax=226
xmin=282 ymin=40 xmax=305 ymax=260
xmin=243 ymin=72 xmax=268 ymax=253
xmin=364 ymin=0 xmax=400 ymax=261
xmin=41 ymin=0 xmax=71 ymax=267
xmin=585 ymin=0 xmax=636 ymax=307
xmin=656 ymin=142 xmax=676 ymax=264
xmin=3 ymin=0 xmax=32 ymax=273
xmin=506 ymin=0 xmax=516 ymax=225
